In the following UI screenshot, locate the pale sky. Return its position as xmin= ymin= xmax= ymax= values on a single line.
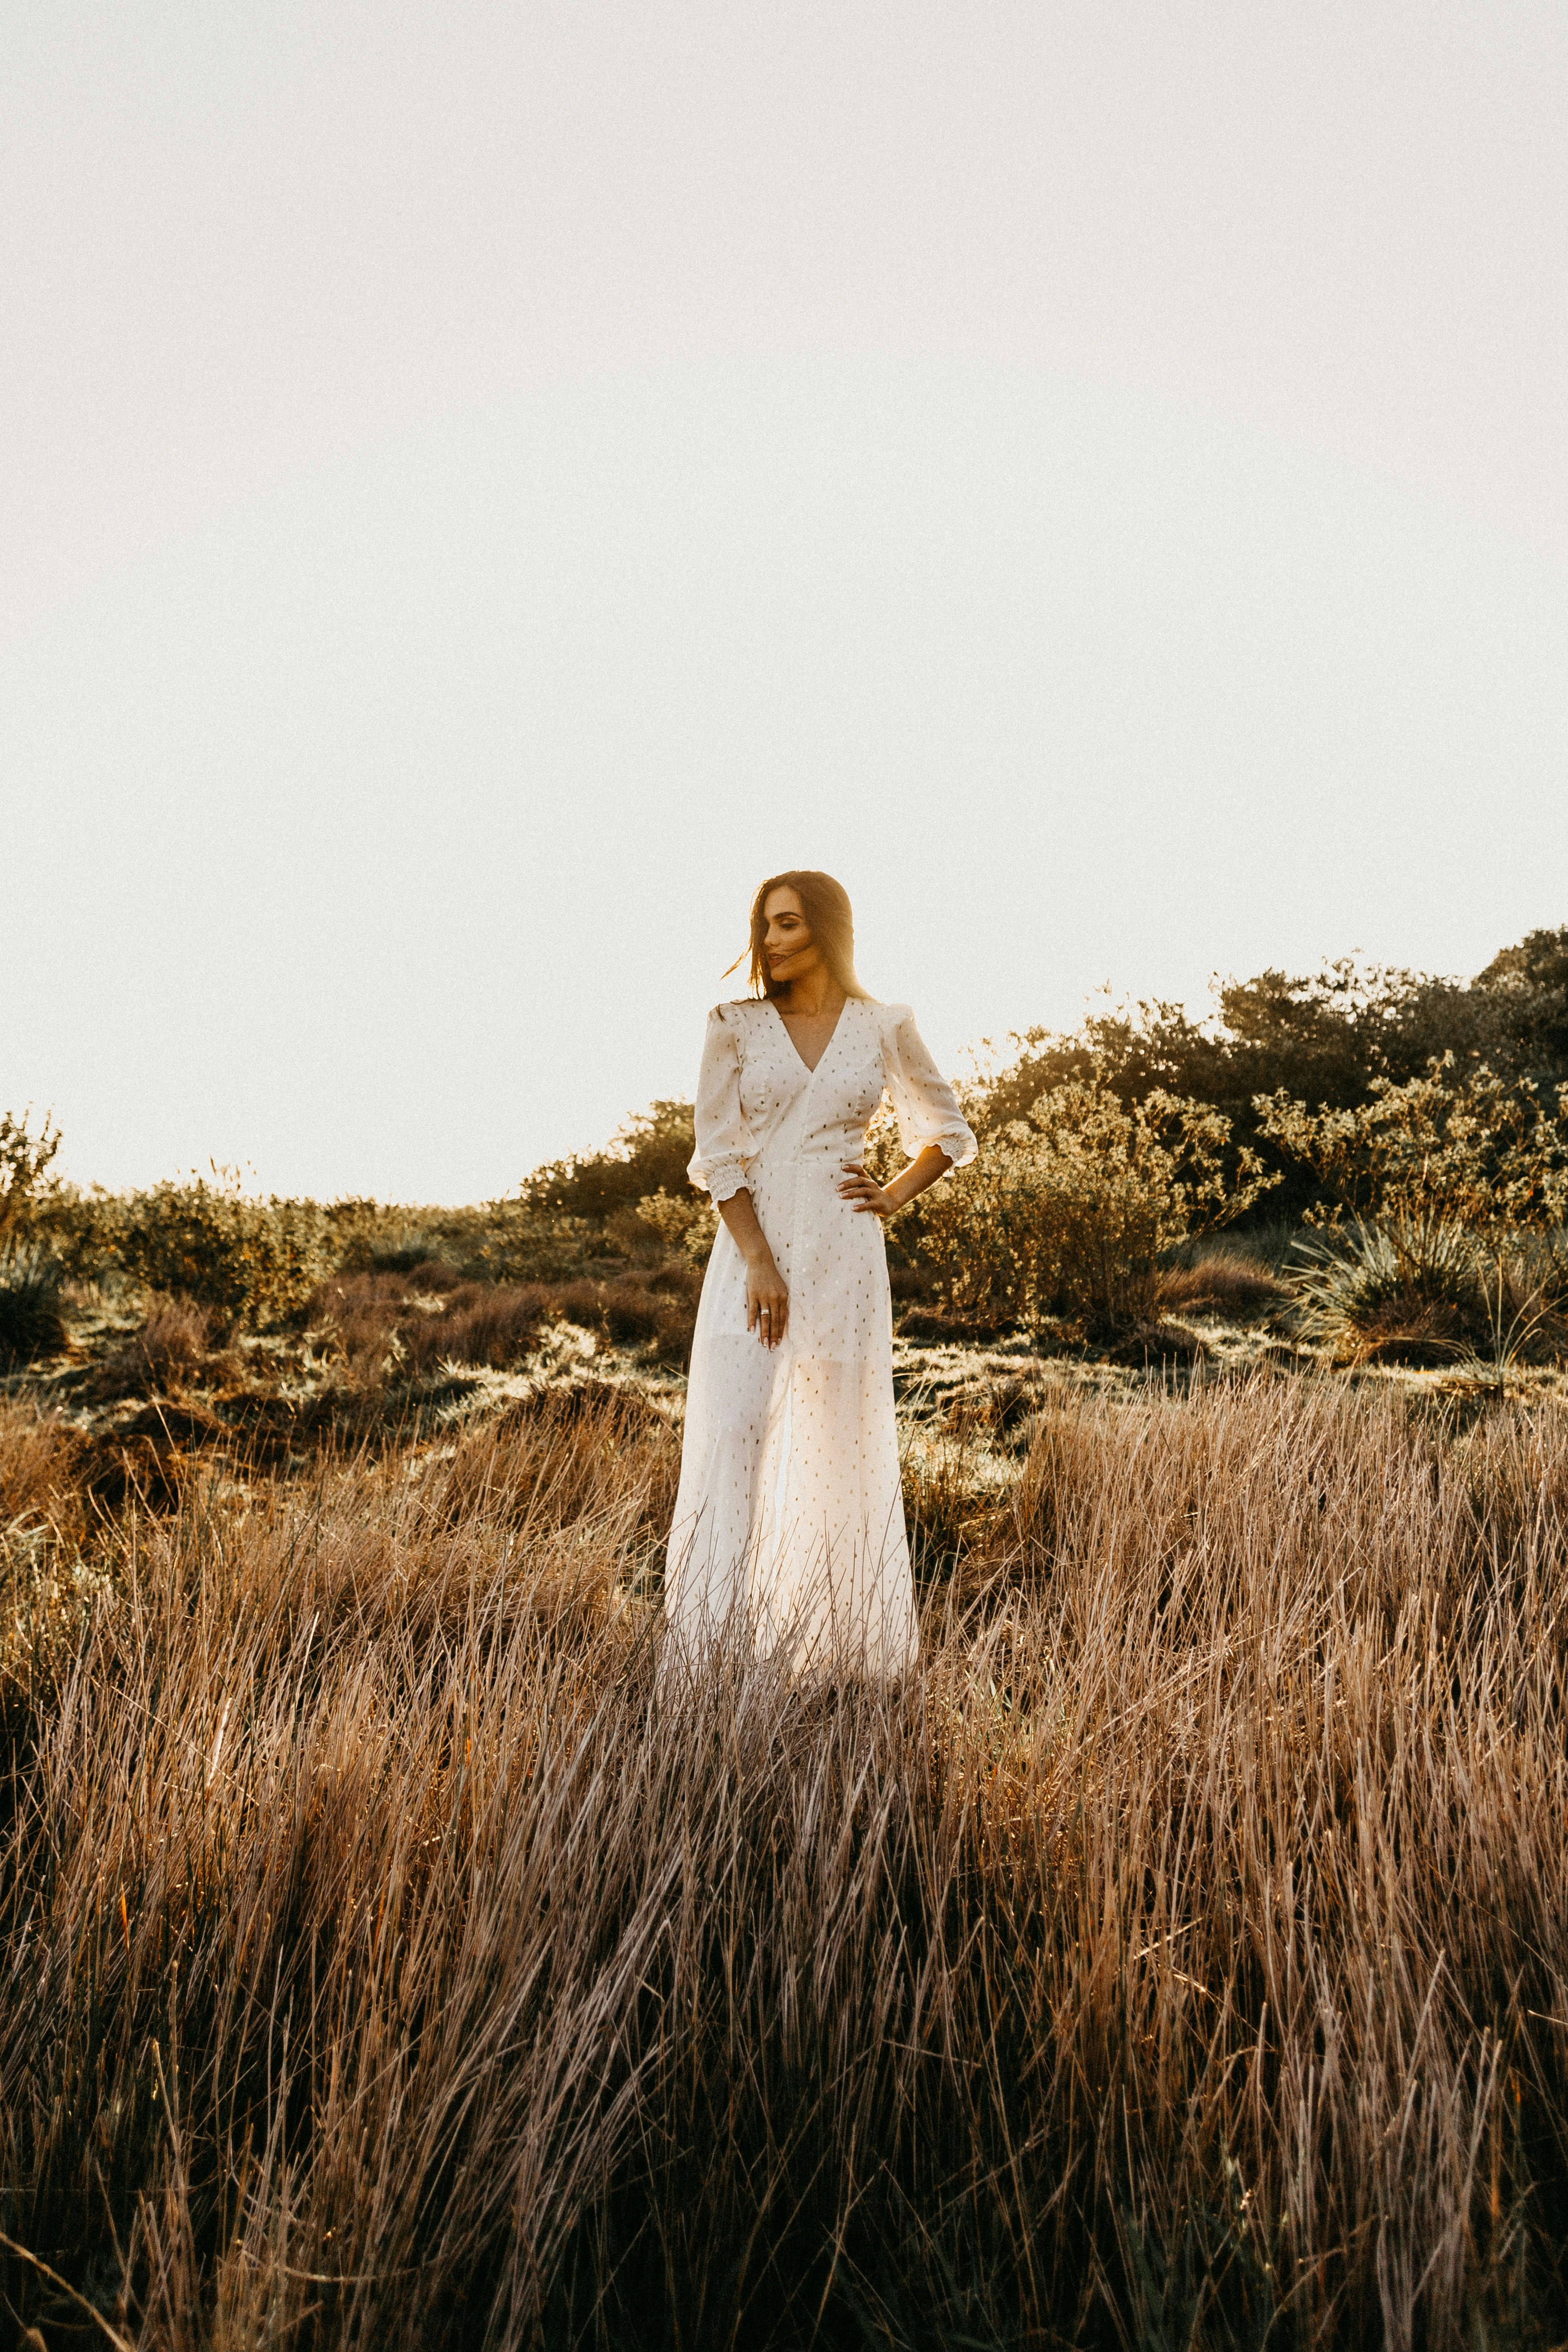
xmin=4 ymin=2 xmax=1566 ymax=1201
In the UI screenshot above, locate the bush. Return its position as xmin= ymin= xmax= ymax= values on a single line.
xmin=0 ymin=1109 xmax=61 ymax=1244
xmin=523 ymin=1100 xmax=696 ymax=1222
xmin=0 ymin=1242 xmax=68 ymax=1369
xmin=1255 ymin=1059 xmax=1568 ymax=1257
xmin=21 ymin=1182 xmax=127 ymax=1285
xmin=633 ymin=1187 xmax=717 ymax=1266
xmin=970 ymin=929 xmax=1568 ymax=1220
xmin=118 ymin=1172 xmax=329 ymax=1325
xmin=402 ymin=1284 xmax=553 ymax=1372
xmin=308 ymin=1267 xmax=701 ymax=1384
xmin=919 ymin=1074 xmax=1277 ymax=1329
xmin=407 ymin=1277 xmax=697 ymax=1373
xmin=1257 ymin=1062 xmax=1568 ymax=1366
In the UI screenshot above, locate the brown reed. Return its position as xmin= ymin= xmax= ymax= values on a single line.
xmin=1 ymin=1376 xmax=1565 ymax=2346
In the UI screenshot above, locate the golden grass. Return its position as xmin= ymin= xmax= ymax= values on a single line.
xmin=2 ymin=1377 xmax=1567 ymax=2346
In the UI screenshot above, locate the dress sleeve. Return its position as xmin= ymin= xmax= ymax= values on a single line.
xmin=881 ymin=1005 xmax=978 ymax=1169
xmin=686 ymin=1006 xmax=755 ymax=1203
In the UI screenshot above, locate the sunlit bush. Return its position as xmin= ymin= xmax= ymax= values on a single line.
xmin=117 ymin=1170 xmax=329 ymax=1325
xmin=523 ymin=1099 xmax=697 ymax=1221
xmin=1255 ymin=1060 xmax=1568 ymax=1253
xmin=634 ymin=1185 xmax=718 ymax=1266
xmin=918 ymin=1073 xmax=1277 ymax=1328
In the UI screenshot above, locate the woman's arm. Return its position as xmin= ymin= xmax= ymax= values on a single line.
xmin=837 ymin=1143 xmax=953 ymax=1220
xmin=717 ymin=1190 xmax=791 ymax=1349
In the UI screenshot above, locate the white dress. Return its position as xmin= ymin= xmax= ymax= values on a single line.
xmin=663 ymin=996 xmax=978 ymax=1677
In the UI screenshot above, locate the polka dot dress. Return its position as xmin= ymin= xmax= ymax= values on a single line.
xmin=665 ymin=997 xmax=978 ymax=1678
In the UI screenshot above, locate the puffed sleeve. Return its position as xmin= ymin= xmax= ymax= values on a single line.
xmin=686 ymin=1006 xmax=755 ymax=1203
xmin=881 ymin=1005 xmax=978 ymax=1169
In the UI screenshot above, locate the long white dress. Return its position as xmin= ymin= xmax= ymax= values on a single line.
xmin=663 ymin=996 xmax=977 ymax=1677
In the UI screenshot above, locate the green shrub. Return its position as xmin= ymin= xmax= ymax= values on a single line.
xmin=633 ymin=1187 xmax=717 ymax=1266
xmin=21 ymin=1182 xmax=127 ymax=1285
xmin=1255 ymin=1060 xmax=1568 ymax=1257
xmin=522 ymin=1101 xmax=696 ymax=1222
xmin=918 ymin=1074 xmax=1277 ymax=1329
xmin=118 ymin=1173 xmax=328 ymax=1325
xmin=970 ymin=928 xmax=1568 ymax=1222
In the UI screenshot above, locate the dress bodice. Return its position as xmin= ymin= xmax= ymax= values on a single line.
xmin=686 ymin=997 xmax=976 ymax=1203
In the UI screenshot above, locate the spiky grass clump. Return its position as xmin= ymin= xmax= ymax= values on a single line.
xmin=1291 ymin=1220 xmax=1568 ymax=1367
xmin=2 ymin=1381 xmax=1568 ymax=2345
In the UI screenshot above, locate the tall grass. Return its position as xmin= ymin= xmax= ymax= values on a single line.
xmin=2 ymin=1378 xmax=1567 ymax=2345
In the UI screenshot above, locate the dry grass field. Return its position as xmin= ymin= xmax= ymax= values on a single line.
xmin=4 ymin=1360 xmax=1568 ymax=2350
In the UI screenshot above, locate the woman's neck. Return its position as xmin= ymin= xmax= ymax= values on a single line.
xmin=776 ymin=970 xmax=844 ymax=1018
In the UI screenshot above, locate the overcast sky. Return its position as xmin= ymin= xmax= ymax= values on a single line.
xmin=4 ymin=2 xmax=1566 ymax=1199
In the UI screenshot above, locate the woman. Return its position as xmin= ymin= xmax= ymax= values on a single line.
xmin=664 ymin=870 xmax=977 ymax=1678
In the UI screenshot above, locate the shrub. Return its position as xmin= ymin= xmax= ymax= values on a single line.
xmin=634 ymin=1186 xmax=717 ymax=1266
xmin=919 ymin=1074 xmax=1277 ymax=1329
xmin=1255 ymin=1060 xmax=1568 ymax=1256
xmin=411 ymin=1279 xmax=696 ymax=1373
xmin=118 ymin=1171 xmax=329 ymax=1325
xmin=0 ymin=1241 xmax=68 ymax=1369
xmin=404 ymin=1284 xmax=553 ymax=1371
xmin=304 ymin=1268 xmax=698 ymax=1389
xmin=1257 ymin=1061 xmax=1568 ymax=1365
xmin=1103 ymin=1316 xmax=1211 ymax=1367
xmin=970 ymin=929 xmax=1568 ymax=1219
xmin=523 ymin=1100 xmax=696 ymax=1222
xmin=0 ymin=1108 xmax=62 ymax=1243
xmin=21 ymin=1181 xmax=127 ymax=1285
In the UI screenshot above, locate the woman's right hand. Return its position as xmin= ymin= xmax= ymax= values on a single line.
xmin=745 ymin=1252 xmax=789 ymax=1350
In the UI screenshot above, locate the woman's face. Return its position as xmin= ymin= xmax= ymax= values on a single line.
xmin=762 ymin=886 xmax=822 ymax=988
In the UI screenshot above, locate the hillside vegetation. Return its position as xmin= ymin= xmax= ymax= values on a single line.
xmin=1 ymin=928 xmax=1567 ymax=2346
xmin=2 ymin=929 xmax=1566 ymax=1404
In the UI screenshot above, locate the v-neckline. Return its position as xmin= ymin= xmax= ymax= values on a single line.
xmin=769 ymin=995 xmax=847 ymax=1076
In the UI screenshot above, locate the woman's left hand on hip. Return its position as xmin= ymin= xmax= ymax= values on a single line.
xmin=837 ymin=1163 xmax=895 ymax=1217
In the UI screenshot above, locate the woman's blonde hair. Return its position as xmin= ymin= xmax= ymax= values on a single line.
xmin=738 ymin=870 xmax=871 ymax=1001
